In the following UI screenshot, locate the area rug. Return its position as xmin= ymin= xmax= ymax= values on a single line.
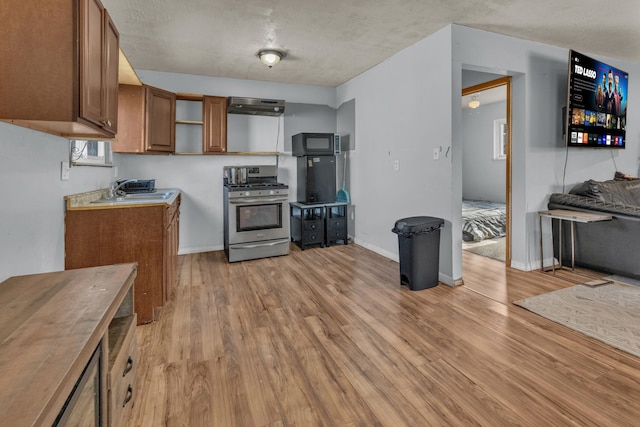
xmin=463 ymin=237 xmax=505 ymax=262
xmin=514 ymin=283 xmax=640 ymax=358
xmin=605 ymin=274 xmax=640 ymax=288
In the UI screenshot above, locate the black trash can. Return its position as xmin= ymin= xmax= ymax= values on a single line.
xmin=392 ymin=216 xmax=444 ymax=291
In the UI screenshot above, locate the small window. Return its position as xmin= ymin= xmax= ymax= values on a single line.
xmin=70 ymin=140 xmax=113 ymax=166
xmin=493 ymin=118 xmax=507 ymax=160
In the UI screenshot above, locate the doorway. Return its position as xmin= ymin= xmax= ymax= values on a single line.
xmin=461 ymin=76 xmax=512 ymax=266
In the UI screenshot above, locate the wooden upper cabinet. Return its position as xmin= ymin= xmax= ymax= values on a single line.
xmin=0 ymin=0 xmax=119 ymax=138
xmin=114 ymin=84 xmax=176 ymax=153
xmin=203 ymin=96 xmax=228 ymax=153
xmin=147 ymin=86 xmax=177 ymax=152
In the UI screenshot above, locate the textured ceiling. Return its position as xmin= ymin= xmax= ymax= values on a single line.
xmin=102 ymin=0 xmax=640 ymax=87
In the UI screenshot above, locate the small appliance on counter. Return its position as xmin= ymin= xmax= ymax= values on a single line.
xmin=114 ymin=179 xmax=156 ymax=193
xmin=223 ymin=165 xmax=290 ymax=262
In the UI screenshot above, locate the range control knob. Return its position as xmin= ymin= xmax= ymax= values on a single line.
xmin=244 ymin=191 xmax=250 ymax=197
xmin=269 ymin=190 xmax=275 ymax=195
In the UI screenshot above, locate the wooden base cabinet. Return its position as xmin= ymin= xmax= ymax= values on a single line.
xmin=0 ymin=0 xmax=119 ymax=138
xmin=65 ymin=195 xmax=181 ymax=324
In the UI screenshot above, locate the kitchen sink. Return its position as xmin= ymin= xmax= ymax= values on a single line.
xmin=121 ymin=191 xmax=174 ymax=200
xmin=91 ymin=190 xmax=176 ymax=204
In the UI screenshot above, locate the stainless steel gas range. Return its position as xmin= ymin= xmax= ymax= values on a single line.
xmin=223 ymin=165 xmax=290 ymax=262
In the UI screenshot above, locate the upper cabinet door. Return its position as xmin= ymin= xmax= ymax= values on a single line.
xmin=203 ymin=96 xmax=227 ymax=153
xmin=146 ymin=86 xmax=176 ymax=152
xmin=114 ymin=84 xmax=177 ymax=154
xmin=103 ymin=11 xmax=120 ymax=134
xmin=80 ymin=0 xmax=106 ymax=127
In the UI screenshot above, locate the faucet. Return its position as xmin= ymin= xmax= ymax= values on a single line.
xmin=108 ymin=179 xmax=137 ymax=199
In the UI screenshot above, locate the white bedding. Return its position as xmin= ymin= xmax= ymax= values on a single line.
xmin=462 ymin=200 xmax=506 ymax=242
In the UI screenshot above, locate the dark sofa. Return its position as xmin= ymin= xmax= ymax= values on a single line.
xmin=547 ymin=178 xmax=640 ymax=279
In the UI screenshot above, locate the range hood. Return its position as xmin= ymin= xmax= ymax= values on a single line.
xmin=227 ymin=97 xmax=285 ymax=117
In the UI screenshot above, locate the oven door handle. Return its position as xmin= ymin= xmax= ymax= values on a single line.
xmin=229 ymin=197 xmax=288 ymax=204
xmin=232 ymin=239 xmax=290 ymax=249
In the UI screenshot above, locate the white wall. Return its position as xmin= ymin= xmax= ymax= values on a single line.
xmin=0 ymin=122 xmax=116 ymax=282
xmin=462 ymin=101 xmax=507 ymax=202
xmin=337 ymin=26 xmax=455 ymax=283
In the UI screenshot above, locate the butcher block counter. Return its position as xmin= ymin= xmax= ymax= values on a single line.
xmin=0 ymin=263 xmax=137 ymax=427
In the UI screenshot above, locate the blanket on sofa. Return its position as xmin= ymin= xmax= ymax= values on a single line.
xmin=549 ymin=179 xmax=640 ymax=217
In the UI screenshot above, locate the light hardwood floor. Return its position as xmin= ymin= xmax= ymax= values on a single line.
xmin=127 ymin=244 xmax=640 ymax=426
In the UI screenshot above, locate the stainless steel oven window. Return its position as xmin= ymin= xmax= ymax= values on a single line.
xmin=236 ymin=203 xmax=282 ymax=232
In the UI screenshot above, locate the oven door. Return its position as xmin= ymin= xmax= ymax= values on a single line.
xmin=228 ymin=196 xmax=290 ymax=244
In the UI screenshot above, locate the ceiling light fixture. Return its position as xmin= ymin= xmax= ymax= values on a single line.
xmin=258 ymin=50 xmax=285 ymax=68
xmin=468 ymin=95 xmax=480 ymax=109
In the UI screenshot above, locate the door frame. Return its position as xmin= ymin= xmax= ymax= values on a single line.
xmin=461 ymin=76 xmax=512 ymax=266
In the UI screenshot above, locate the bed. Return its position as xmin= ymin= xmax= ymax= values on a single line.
xmin=462 ymin=199 xmax=506 ymax=242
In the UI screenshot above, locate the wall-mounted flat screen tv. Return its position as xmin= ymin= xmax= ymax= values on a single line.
xmin=565 ymin=50 xmax=628 ymax=148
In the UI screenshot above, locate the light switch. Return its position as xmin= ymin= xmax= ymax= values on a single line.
xmin=394 ymin=160 xmax=400 ymax=171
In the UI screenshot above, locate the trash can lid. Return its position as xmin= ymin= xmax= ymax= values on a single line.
xmin=392 ymin=216 xmax=444 ymax=235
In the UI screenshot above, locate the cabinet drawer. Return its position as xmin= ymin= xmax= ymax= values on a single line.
xmin=326 ymin=218 xmax=346 ymax=229
xmin=327 ymin=229 xmax=347 ymax=239
xmin=111 ymin=336 xmax=136 ymax=427
xmin=303 ymin=220 xmax=323 ymax=232
xmin=109 ymin=314 xmax=136 ymax=387
xmin=109 ymin=315 xmax=137 ymax=427
xmin=303 ymin=231 xmax=323 ymax=243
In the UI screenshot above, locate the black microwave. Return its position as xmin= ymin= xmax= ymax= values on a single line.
xmin=292 ymin=133 xmax=338 ymax=156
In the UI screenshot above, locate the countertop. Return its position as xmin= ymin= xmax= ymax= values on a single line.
xmin=65 ymin=188 xmax=181 ymax=210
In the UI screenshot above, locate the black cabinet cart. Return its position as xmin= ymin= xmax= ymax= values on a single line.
xmin=290 ymin=202 xmax=348 ymax=250
xmin=324 ymin=202 xmax=348 ymax=247
xmin=290 ymin=202 xmax=325 ymax=250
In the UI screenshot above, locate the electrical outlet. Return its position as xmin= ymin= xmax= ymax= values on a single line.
xmin=61 ymin=161 xmax=70 ymax=181
xmin=433 ymin=148 xmax=440 ymax=160
xmin=394 ymin=160 xmax=400 ymax=171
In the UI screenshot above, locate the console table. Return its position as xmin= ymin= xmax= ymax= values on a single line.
xmin=290 ymin=202 xmax=348 ymax=250
xmin=538 ymin=209 xmax=613 ymax=285
xmin=0 ymin=263 xmax=138 ymax=426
